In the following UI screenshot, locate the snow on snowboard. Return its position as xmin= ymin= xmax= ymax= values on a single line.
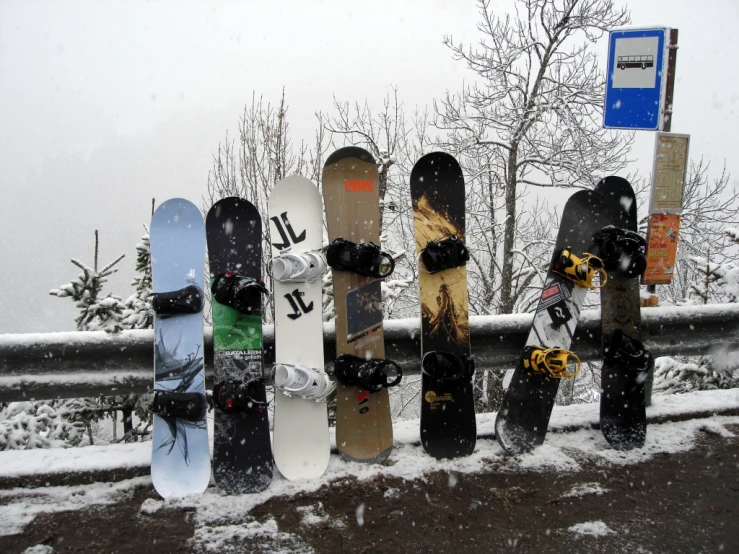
xmin=269 ymin=176 xmax=332 ymax=479
xmin=594 ymin=176 xmax=651 ymax=450
xmin=410 ymin=152 xmax=476 ymax=459
xmin=322 ymin=146 xmax=401 ymax=464
xmin=495 ymin=190 xmax=617 ymax=454
xmin=146 ymin=168 xmax=653 ymax=500
xmin=149 ymin=198 xmax=210 ymax=499
xmin=207 ymin=197 xmax=273 ymax=494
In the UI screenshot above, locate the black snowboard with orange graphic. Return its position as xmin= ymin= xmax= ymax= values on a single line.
xmin=410 ymin=152 xmax=475 ymax=459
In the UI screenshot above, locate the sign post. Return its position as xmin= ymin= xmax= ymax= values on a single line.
xmin=643 ymin=132 xmax=690 ymax=286
xmin=603 ymin=27 xmax=681 ymax=406
xmin=603 ymin=27 xmax=671 ymax=131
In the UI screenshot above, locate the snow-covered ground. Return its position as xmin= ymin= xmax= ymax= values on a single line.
xmin=1 ymin=388 xmax=737 ymax=550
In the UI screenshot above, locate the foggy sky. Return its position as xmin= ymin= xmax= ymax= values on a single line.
xmin=1 ymin=0 xmax=737 ymax=333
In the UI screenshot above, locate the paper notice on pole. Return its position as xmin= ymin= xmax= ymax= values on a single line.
xmin=649 ymin=133 xmax=690 ymax=213
xmin=643 ymin=213 xmax=681 ymax=285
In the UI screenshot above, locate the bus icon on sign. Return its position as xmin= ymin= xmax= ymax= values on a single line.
xmin=617 ymin=54 xmax=654 ymax=70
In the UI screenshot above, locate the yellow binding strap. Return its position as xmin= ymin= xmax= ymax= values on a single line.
xmin=523 ymin=346 xmax=581 ymax=380
xmin=552 ymin=247 xmax=607 ymax=289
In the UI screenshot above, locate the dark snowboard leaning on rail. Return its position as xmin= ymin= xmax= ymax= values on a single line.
xmin=149 ymin=198 xmax=210 ymax=499
xmin=206 ymin=197 xmax=273 ymax=494
xmin=495 ymin=190 xmax=618 ymax=454
xmin=410 ymin=152 xmax=476 ymax=459
xmin=593 ymin=176 xmax=651 ymax=450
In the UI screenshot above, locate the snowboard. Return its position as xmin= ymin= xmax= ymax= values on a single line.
xmin=322 ymin=146 xmax=394 ymax=463
xmin=269 ymin=175 xmax=331 ymax=479
xmin=150 ymin=198 xmax=210 ymax=499
xmin=206 ymin=197 xmax=273 ymax=494
xmin=410 ymin=152 xmax=476 ymax=459
xmin=595 ymin=176 xmax=650 ymax=450
xmin=495 ymin=190 xmax=617 ymax=454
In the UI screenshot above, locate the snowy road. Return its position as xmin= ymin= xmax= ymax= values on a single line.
xmin=1 ymin=389 xmax=738 ymax=553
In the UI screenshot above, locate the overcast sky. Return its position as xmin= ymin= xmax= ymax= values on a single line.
xmin=1 ymin=0 xmax=737 ymax=333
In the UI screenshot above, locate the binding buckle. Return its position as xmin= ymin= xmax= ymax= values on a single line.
xmin=326 ymin=238 xmax=395 ymax=279
xmin=269 ymin=251 xmax=327 ymax=283
xmin=552 ymin=247 xmax=607 ymax=289
xmin=148 ymin=390 xmax=207 ymax=421
xmin=152 ymin=285 xmax=204 ymax=316
xmin=593 ymin=226 xmax=647 ymax=277
xmin=272 ymin=363 xmax=335 ymax=401
xmin=523 ymin=346 xmax=581 ymax=380
xmin=211 ymin=271 xmax=269 ymax=313
xmin=213 ymin=379 xmax=269 ymax=413
xmin=421 ymin=351 xmax=475 ymax=381
xmin=605 ymin=330 xmax=653 ymax=373
xmin=333 ymin=354 xmax=402 ymax=393
xmin=418 ymin=236 xmax=470 ymax=274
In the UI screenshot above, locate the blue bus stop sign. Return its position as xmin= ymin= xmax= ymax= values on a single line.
xmin=603 ymin=27 xmax=668 ymax=131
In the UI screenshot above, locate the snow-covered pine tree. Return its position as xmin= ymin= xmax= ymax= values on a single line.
xmin=652 ymin=356 xmax=739 ymax=394
xmin=40 ymin=231 xmax=126 ymax=446
xmin=687 ymin=248 xmax=722 ymax=305
xmin=651 ymin=227 xmax=739 ymax=396
xmin=49 ymin=230 xmax=126 ymax=333
xmin=0 ymin=402 xmax=81 ymax=450
xmin=121 ymin=225 xmax=153 ymax=330
xmin=688 ymin=229 xmax=739 ymax=304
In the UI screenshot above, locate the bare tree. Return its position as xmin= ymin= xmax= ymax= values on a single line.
xmin=436 ymin=0 xmax=633 ymax=315
xmin=322 ymin=87 xmax=432 ymax=320
xmin=642 ymin=160 xmax=739 ymax=305
xmin=205 ymin=89 xmax=328 ymax=321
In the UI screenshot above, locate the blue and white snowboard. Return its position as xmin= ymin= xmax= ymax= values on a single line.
xmin=150 ymin=198 xmax=210 ymax=499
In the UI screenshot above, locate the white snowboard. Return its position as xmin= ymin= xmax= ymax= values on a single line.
xmin=269 ymin=175 xmax=330 ymax=480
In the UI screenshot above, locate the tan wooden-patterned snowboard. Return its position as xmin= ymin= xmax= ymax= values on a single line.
xmin=322 ymin=146 xmax=393 ymax=463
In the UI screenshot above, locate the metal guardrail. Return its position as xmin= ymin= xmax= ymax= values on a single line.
xmin=1 ymin=304 xmax=738 ymax=402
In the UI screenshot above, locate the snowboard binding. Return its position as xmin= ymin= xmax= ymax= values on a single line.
xmin=326 ymin=238 xmax=395 ymax=279
xmin=418 ymin=235 xmax=470 ymax=274
xmin=211 ymin=271 xmax=269 ymax=313
xmin=522 ymin=345 xmax=581 ymax=380
xmin=147 ymin=390 xmax=207 ymax=422
xmin=152 ymin=285 xmax=204 ymax=316
xmin=213 ymin=379 xmax=270 ymax=413
xmin=421 ymin=351 xmax=475 ymax=382
xmin=551 ymin=247 xmax=607 ymax=289
xmin=604 ymin=329 xmax=654 ymax=373
xmin=592 ymin=226 xmax=647 ymax=278
xmin=270 ymin=251 xmax=327 ymax=283
xmin=272 ymin=363 xmax=335 ymax=401
xmin=333 ymin=354 xmax=403 ymax=393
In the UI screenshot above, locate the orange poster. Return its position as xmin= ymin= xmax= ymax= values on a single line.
xmin=643 ymin=213 xmax=681 ymax=285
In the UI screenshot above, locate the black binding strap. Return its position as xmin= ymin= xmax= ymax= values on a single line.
xmin=420 ymin=236 xmax=470 ymax=274
xmin=326 ymin=238 xmax=395 ymax=279
xmin=333 ymin=354 xmax=402 ymax=393
xmin=421 ymin=351 xmax=475 ymax=382
xmin=149 ymin=391 xmax=206 ymax=422
xmin=211 ymin=271 xmax=269 ymax=314
xmin=605 ymin=329 xmax=653 ymax=373
xmin=593 ymin=226 xmax=647 ymax=277
xmin=213 ymin=379 xmax=269 ymax=413
xmin=152 ymin=285 xmax=204 ymax=316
